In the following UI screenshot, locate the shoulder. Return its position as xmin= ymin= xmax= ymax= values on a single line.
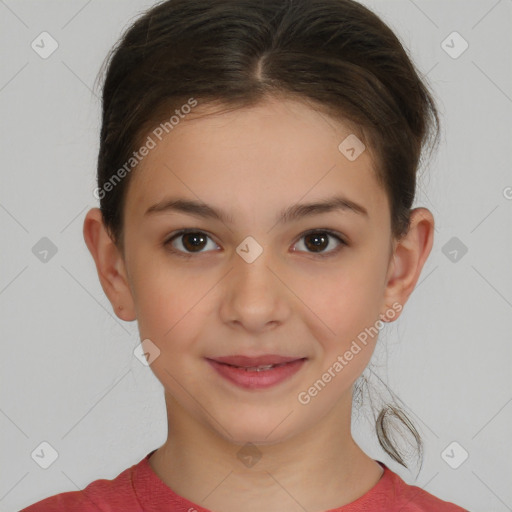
xmin=382 ymin=465 xmax=469 ymax=511
xmin=19 ymin=460 xmax=142 ymax=512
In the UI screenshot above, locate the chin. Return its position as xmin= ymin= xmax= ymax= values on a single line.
xmin=212 ymin=408 xmax=298 ymax=447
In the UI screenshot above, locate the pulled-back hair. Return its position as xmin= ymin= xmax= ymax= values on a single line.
xmin=94 ymin=0 xmax=440 ymax=468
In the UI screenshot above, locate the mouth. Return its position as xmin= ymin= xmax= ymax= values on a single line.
xmin=207 ymin=354 xmax=306 ymax=369
xmin=205 ymin=355 xmax=307 ymax=389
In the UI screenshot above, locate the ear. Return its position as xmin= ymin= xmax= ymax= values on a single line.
xmin=380 ymin=207 xmax=435 ymax=322
xmin=82 ymin=207 xmax=136 ymax=322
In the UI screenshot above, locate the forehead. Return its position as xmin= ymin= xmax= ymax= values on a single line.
xmin=125 ymin=97 xmax=388 ymax=226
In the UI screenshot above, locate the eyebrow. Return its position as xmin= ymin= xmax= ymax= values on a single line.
xmin=144 ymin=195 xmax=368 ymax=224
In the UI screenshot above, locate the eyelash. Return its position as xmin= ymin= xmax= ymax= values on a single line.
xmin=163 ymin=228 xmax=347 ymax=259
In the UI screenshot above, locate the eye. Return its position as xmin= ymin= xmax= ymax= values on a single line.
xmin=164 ymin=229 xmax=219 ymax=257
xmin=164 ymin=228 xmax=347 ymax=258
xmin=292 ymin=229 xmax=346 ymax=257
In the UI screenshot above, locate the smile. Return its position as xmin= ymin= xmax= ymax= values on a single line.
xmin=206 ymin=357 xmax=307 ymax=390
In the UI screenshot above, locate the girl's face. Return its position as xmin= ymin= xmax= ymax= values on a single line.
xmin=110 ymin=97 xmax=405 ymax=445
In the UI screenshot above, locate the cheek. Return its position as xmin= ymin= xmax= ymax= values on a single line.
xmin=299 ymin=261 xmax=384 ymax=340
xmin=130 ymin=262 xmax=224 ymax=372
xmin=129 ymin=260 xmax=200 ymax=344
xmin=293 ymin=261 xmax=386 ymax=391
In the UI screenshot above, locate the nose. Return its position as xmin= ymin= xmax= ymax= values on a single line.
xmin=219 ymin=247 xmax=291 ymax=333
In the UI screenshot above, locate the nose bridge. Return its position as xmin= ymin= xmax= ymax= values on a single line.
xmin=221 ymin=237 xmax=289 ymax=329
xmin=233 ymin=237 xmax=277 ymax=296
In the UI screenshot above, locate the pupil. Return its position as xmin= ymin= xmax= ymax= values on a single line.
xmin=184 ymin=233 xmax=206 ymax=251
xmin=306 ymin=233 xmax=327 ymax=252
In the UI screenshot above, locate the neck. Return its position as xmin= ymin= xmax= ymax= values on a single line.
xmin=149 ymin=390 xmax=384 ymax=512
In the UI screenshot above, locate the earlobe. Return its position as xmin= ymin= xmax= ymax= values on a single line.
xmin=83 ymin=208 xmax=137 ymax=322
xmin=381 ymin=207 xmax=435 ymax=320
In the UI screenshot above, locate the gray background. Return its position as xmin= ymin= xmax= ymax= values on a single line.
xmin=1 ymin=0 xmax=511 ymax=511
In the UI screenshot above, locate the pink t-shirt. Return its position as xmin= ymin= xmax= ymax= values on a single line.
xmin=21 ymin=450 xmax=469 ymax=511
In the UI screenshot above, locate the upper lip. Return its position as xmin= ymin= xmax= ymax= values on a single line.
xmin=207 ymin=355 xmax=306 ymax=367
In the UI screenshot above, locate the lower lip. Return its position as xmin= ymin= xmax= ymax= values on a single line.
xmin=206 ymin=358 xmax=307 ymax=390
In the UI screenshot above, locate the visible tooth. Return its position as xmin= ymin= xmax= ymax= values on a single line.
xmin=244 ymin=364 xmax=275 ymax=371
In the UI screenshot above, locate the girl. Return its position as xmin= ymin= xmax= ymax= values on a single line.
xmin=22 ymin=0 xmax=469 ymax=510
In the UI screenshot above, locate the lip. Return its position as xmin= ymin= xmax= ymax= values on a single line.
xmin=208 ymin=354 xmax=304 ymax=367
xmin=206 ymin=356 xmax=307 ymax=390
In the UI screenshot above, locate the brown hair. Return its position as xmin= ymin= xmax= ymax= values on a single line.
xmin=93 ymin=0 xmax=440 ymax=468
